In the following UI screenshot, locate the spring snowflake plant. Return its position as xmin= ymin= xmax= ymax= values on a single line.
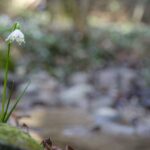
xmin=0 ymin=22 xmax=29 ymax=123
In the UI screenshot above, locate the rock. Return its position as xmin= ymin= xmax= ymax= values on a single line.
xmin=136 ymin=123 xmax=150 ymax=137
xmin=93 ymin=107 xmax=136 ymax=136
xmin=93 ymin=106 xmax=150 ymax=137
xmin=0 ymin=123 xmax=42 ymax=150
xmin=17 ymin=72 xmax=59 ymax=109
xmin=140 ymin=88 xmax=150 ymax=109
xmin=94 ymin=107 xmax=121 ymax=124
xmin=59 ymin=84 xmax=93 ymax=108
xmin=69 ymin=72 xmax=89 ymax=85
xmin=92 ymin=96 xmax=115 ymax=109
xmin=99 ymin=121 xmax=150 ymax=137
xmin=118 ymin=102 xmax=145 ymax=124
xmin=97 ymin=67 xmax=137 ymax=96
xmin=100 ymin=122 xmax=135 ymax=136
xmin=63 ymin=126 xmax=89 ymax=137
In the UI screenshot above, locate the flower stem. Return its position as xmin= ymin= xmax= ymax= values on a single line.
xmin=1 ymin=43 xmax=11 ymax=116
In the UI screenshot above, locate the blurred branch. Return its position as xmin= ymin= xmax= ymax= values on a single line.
xmin=132 ymin=0 xmax=147 ymax=22
xmin=61 ymin=0 xmax=90 ymax=34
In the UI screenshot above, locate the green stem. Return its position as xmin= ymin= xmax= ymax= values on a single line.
xmin=1 ymin=43 xmax=11 ymax=116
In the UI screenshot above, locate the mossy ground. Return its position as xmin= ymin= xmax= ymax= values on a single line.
xmin=0 ymin=123 xmax=43 ymax=150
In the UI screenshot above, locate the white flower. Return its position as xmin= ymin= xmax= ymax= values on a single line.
xmin=5 ymin=29 xmax=25 ymax=45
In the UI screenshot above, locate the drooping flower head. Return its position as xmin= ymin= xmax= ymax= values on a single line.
xmin=5 ymin=29 xmax=25 ymax=45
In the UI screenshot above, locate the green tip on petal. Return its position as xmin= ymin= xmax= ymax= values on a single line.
xmin=11 ymin=22 xmax=21 ymax=31
xmin=15 ymin=22 xmax=21 ymax=29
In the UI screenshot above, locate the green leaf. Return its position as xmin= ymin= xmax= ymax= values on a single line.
xmin=1 ymin=81 xmax=14 ymax=122
xmin=4 ymin=81 xmax=30 ymax=122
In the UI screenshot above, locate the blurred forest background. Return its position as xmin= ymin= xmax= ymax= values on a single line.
xmin=1 ymin=0 xmax=150 ymax=150
xmin=0 ymin=0 xmax=150 ymax=80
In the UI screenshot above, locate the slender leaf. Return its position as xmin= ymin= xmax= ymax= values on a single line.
xmin=1 ymin=81 xmax=14 ymax=122
xmin=4 ymin=81 xmax=30 ymax=122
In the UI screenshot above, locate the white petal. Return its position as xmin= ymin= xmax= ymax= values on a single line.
xmin=5 ymin=29 xmax=25 ymax=45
